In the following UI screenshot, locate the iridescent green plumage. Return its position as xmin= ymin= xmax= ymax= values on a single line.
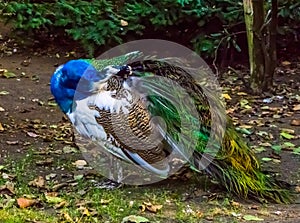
xmin=84 ymin=51 xmax=143 ymax=71
xmin=85 ymin=52 xmax=291 ymax=203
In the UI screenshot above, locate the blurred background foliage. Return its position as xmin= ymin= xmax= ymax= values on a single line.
xmin=0 ymin=0 xmax=299 ymax=62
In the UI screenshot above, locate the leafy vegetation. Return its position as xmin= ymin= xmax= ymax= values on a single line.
xmin=0 ymin=33 xmax=299 ymax=222
xmin=1 ymin=0 xmax=299 ymax=57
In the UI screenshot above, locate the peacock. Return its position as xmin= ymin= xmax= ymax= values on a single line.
xmin=50 ymin=51 xmax=291 ymax=203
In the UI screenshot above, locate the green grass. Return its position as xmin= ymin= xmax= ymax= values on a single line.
xmin=0 ymin=149 xmax=260 ymax=223
xmin=0 ymin=208 xmax=59 ymax=223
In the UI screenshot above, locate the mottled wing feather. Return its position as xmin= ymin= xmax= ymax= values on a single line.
xmin=91 ymin=99 xmax=169 ymax=166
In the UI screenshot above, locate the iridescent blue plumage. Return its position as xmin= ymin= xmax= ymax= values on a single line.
xmin=50 ymin=60 xmax=98 ymax=113
xmin=50 ymin=59 xmax=129 ymax=113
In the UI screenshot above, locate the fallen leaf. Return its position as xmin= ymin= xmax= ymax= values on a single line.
xmin=0 ymin=123 xmax=4 ymax=132
xmin=195 ymin=210 xmax=204 ymax=218
xmin=77 ymin=206 xmax=91 ymax=216
xmin=269 ymin=107 xmax=281 ymax=112
xmin=254 ymin=147 xmax=266 ymax=153
xmin=120 ymin=19 xmax=129 ymax=26
xmin=280 ymin=132 xmax=294 ymax=139
xmin=0 ymin=196 xmax=15 ymax=209
xmin=282 ymin=142 xmax=295 ymax=149
xmin=239 ymin=125 xmax=253 ymax=129
xmin=243 ymin=214 xmax=264 ymax=221
xmin=272 ymin=159 xmax=281 ymax=163
xmin=240 ymin=99 xmax=249 ymax=107
xmin=45 ymin=191 xmax=58 ymax=197
xmin=293 ymin=104 xmax=300 ymax=111
xmin=237 ymin=92 xmax=247 ymax=96
xmin=31 ymin=75 xmax=39 ymax=81
xmin=256 ymin=131 xmax=268 ymax=137
xmin=261 ymin=157 xmax=272 ymax=162
xmin=259 ymin=142 xmax=272 ymax=147
xmin=27 ymin=131 xmax=39 ymax=138
xmin=236 ymin=127 xmax=252 ymax=135
xmin=291 ymin=119 xmax=300 ymax=126
xmin=273 ymin=114 xmax=281 ymax=119
xmin=21 ymin=59 xmax=31 ymax=67
xmin=0 ymin=181 xmax=15 ymax=195
xmin=280 ymin=128 xmax=295 ymax=134
xmin=45 ymin=192 xmax=65 ymax=204
xmin=231 ymin=200 xmax=242 ymax=207
xmin=45 ymin=173 xmax=57 ymax=180
xmin=271 ymin=145 xmax=282 ymax=153
xmin=226 ymin=108 xmax=235 ymax=114
xmin=222 ymin=93 xmax=232 ymax=100
xmin=61 ymin=212 xmax=73 ymax=222
xmin=73 ymin=160 xmax=87 ymax=169
xmin=231 ymin=212 xmax=242 ymax=217
xmin=63 ymin=146 xmax=78 ymax=154
xmin=0 ymin=91 xmax=10 ymax=95
xmin=3 ymin=71 xmax=16 ymax=78
xmin=249 ymin=205 xmax=259 ymax=210
xmin=52 ymin=182 xmax=68 ymax=192
xmin=281 ymin=61 xmax=291 ymax=66
xmin=263 ymin=98 xmax=273 ymax=103
xmin=36 ymin=157 xmax=54 ymax=165
xmin=28 ymin=176 xmax=45 ymax=188
xmin=6 ymin=140 xmax=19 ymax=145
xmin=121 ymin=215 xmax=150 ymax=223
xmin=54 ymin=201 xmax=68 ymax=209
xmin=47 ymin=101 xmax=57 ymax=107
xmin=2 ymin=173 xmax=16 ymax=180
xmin=100 ymin=199 xmax=111 ymax=205
xmin=74 ymin=174 xmax=84 ymax=180
xmin=261 ymin=106 xmax=270 ymax=110
xmin=274 ymin=211 xmax=282 ymax=215
xmin=140 ymin=202 xmax=163 ymax=213
xmin=293 ymin=147 xmax=300 ymax=155
xmin=17 ymin=197 xmax=36 ymax=208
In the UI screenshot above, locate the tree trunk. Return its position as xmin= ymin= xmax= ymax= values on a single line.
xmin=247 ymin=0 xmax=278 ymax=94
xmin=251 ymin=0 xmax=265 ymax=94
xmin=243 ymin=0 xmax=254 ymax=75
xmin=263 ymin=0 xmax=277 ymax=90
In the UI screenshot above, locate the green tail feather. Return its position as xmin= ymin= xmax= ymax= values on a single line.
xmin=199 ymin=157 xmax=291 ymax=203
xmin=90 ymin=55 xmax=292 ymax=203
xmin=193 ymin=128 xmax=291 ymax=203
xmin=136 ymin=59 xmax=291 ymax=203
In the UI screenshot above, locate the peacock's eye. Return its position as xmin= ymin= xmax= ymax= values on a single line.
xmin=116 ymin=65 xmax=132 ymax=79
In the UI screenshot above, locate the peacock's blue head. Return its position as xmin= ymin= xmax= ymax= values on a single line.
xmin=50 ymin=59 xmax=130 ymax=114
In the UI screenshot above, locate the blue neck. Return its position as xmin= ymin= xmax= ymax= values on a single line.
xmin=50 ymin=60 xmax=102 ymax=114
xmin=51 ymin=73 xmax=75 ymax=113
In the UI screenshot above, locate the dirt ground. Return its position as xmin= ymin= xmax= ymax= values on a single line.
xmin=1 ymin=24 xmax=300 ymax=222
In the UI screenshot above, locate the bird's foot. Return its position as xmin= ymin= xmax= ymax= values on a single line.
xmin=94 ymin=178 xmax=124 ymax=189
